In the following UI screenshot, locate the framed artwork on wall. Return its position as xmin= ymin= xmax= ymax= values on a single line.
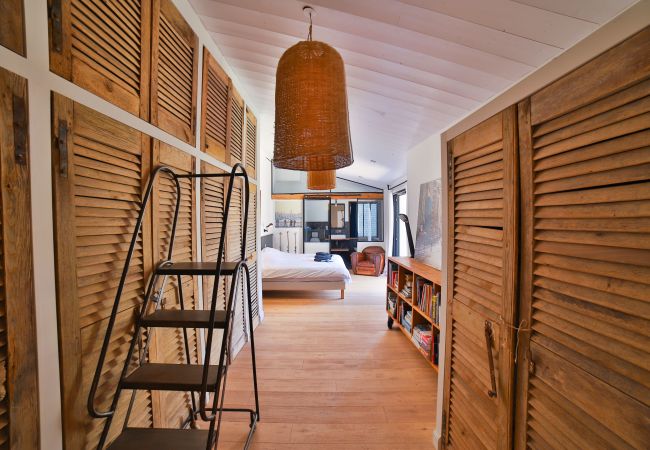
xmin=275 ymin=200 xmax=303 ymax=228
xmin=415 ymin=179 xmax=442 ymax=269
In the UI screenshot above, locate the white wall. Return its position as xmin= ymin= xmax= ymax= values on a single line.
xmin=0 ymin=0 xmax=268 ymax=446
xmin=259 ymin=112 xmax=275 ymax=237
xmin=406 ymin=134 xmax=443 ymax=238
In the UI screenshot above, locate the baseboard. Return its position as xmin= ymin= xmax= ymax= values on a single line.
xmin=433 ymin=429 xmax=442 ymax=449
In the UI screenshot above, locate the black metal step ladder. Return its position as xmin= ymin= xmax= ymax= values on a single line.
xmin=88 ymin=164 xmax=259 ymax=450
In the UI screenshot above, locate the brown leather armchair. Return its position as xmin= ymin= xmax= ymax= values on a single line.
xmin=351 ymin=246 xmax=386 ymax=276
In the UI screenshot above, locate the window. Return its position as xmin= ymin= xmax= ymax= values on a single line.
xmin=357 ymin=200 xmax=383 ymax=241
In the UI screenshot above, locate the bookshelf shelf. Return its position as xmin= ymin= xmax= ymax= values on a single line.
xmin=386 ymin=257 xmax=442 ymax=370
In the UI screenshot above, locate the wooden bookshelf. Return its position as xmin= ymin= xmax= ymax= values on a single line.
xmin=386 ymin=257 xmax=442 ymax=371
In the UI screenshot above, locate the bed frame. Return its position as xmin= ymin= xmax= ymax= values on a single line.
xmin=262 ymin=280 xmax=346 ymax=299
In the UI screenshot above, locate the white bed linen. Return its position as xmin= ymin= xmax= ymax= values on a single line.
xmin=260 ymin=248 xmax=352 ymax=285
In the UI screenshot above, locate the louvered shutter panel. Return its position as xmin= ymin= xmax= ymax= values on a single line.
xmin=248 ymin=260 xmax=260 ymax=323
xmin=0 ymin=68 xmax=39 ymax=449
xmin=0 ymin=0 xmax=25 ymax=55
xmin=199 ymin=161 xmax=227 ymax=363
xmin=151 ymin=0 xmax=198 ymax=145
xmin=245 ymin=183 xmax=257 ymax=260
xmin=227 ymin=86 xmax=244 ymax=167
xmin=200 ymin=161 xmax=227 ymax=309
xmin=244 ymin=108 xmax=257 ymax=179
xmin=51 ymin=94 xmax=154 ymax=449
xmin=48 ymin=0 xmax=150 ymax=118
xmin=443 ymin=107 xmax=518 ymax=450
xmin=225 ymin=177 xmax=247 ymax=355
xmin=150 ymin=141 xmax=200 ymax=427
xmin=515 ymin=27 xmax=650 ymax=449
xmin=201 ymin=49 xmax=230 ymax=162
xmin=245 ymin=183 xmax=259 ymax=323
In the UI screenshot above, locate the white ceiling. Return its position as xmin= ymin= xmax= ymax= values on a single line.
xmin=189 ymin=0 xmax=636 ymax=186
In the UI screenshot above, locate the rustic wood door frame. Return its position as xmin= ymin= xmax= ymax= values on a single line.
xmin=0 ymin=66 xmax=39 ymax=449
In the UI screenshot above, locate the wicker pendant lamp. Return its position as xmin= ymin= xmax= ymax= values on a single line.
xmin=273 ymin=6 xmax=353 ymax=171
xmin=307 ymin=170 xmax=336 ymax=190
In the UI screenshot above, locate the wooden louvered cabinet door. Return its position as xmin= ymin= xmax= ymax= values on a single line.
xmin=225 ymin=176 xmax=247 ymax=355
xmin=244 ymin=108 xmax=257 ymax=179
xmin=201 ymin=49 xmax=230 ymax=162
xmin=245 ymin=183 xmax=259 ymax=324
xmin=47 ymin=0 xmax=151 ymax=118
xmin=442 ymin=106 xmax=519 ymax=450
xmin=151 ymin=0 xmax=199 ymax=145
xmin=0 ymin=68 xmax=39 ymax=449
xmin=0 ymin=0 xmax=25 ymax=55
xmin=199 ymin=161 xmax=227 ymax=364
xmin=150 ymin=141 xmax=200 ymax=427
xmin=51 ymin=93 xmax=154 ymax=449
xmin=514 ymin=27 xmax=650 ymax=450
xmin=226 ymin=86 xmax=245 ymax=167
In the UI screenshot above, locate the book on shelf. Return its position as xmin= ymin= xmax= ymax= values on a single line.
xmin=432 ymin=333 xmax=440 ymax=366
xmin=415 ymin=277 xmax=437 ymax=320
xmin=388 ymin=268 xmax=398 ymax=289
xmin=386 ymin=292 xmax=397 ymax=316
xmin=413 ymin=323 xmax=433 ymax=353
xmin=401 ymin=307 xmax=413 ymax=333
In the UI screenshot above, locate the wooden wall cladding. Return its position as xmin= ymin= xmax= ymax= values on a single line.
xmin=201 ymin=49 xmax=230 ymax=162
xmin=51 ymin=93 xmax=154 ymax=449
xmin=443 ymin=106 xmax=518 ymax=449
xmin=245 ymin=183 xmax=259 ymax=323
xmin=515 ymin=26 xmax=650 ymax=449
xmin=151 ymin=0 xmax=199 ymax=145
xmin=0 ymin=67 xmax=39 ymax=449
xmin=226 ymin=85 xmax=245 ymax=167
xmin=0 ymin=0 xmax=26 ymax=55
xmin=225 ymin=175 xmax=247 ymax=353
xmin=199 ymin=161 xmax=227 ymax=364
xmin=48 ymin=0 xmax=151 ymax=119
xmin=149 ymin=141 xmax=199 ymax=427
xmin=244 ymin=107 xmax=257 ymax=179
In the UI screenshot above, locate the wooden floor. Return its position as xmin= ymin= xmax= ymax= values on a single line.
xmin=215 ymin=274 xmax=438 ymax=449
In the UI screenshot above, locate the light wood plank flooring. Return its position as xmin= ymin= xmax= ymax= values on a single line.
xmin=216 ymin=274 xmax=437 ymax=449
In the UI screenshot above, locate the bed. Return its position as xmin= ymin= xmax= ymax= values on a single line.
xmin=260 ymin=247 xmax=352 ymax=299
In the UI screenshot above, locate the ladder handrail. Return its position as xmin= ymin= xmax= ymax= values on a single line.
xmin=88 ymin=166 xmax=182 ymax=418
xmin=88 ymin=161 xmax=251 ymax=427
xmin=199 ymin=163 xmax=250 ymax=421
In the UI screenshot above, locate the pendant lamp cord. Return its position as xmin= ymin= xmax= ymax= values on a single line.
xmin=307 ymin=10 xmax=313 ymax=41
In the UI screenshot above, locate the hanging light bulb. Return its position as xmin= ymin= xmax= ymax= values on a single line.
xmin=307 ymin=170 xmax=336 ymax=190
xmin=273 ymin=6 xmax=353 ymax=171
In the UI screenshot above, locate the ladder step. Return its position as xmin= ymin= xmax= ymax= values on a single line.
xmin=141 ymin=310 xmax=227 ymax=328
xmin=156 ymin=261 xmax=239 ymax=276
xmin=107 ymin=428 xmax=210 ymax=450
xmin=122 ymin=363 xmax=222 ymax=391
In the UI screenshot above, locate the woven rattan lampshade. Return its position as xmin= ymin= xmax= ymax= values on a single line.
xmin=307 ymin=170 xmax=336 ymax=190
xmin=274 ymin=40 xmax=353 ymax=171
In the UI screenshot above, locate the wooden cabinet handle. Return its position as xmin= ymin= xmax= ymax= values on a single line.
xmin=484 ymin=320 xmax=497 ymax=398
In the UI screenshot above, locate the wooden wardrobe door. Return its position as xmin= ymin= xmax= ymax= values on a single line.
xmin=225 ymin=175 xmax=247 ymax=354
xmin=0 ymin=0 xmax=25 ymax=55
xmin=0 ymin=68 xmax=39 ymax=449
xmin=151 ymin=0 xmax=198 ymax=145
xmin=226 ymin=86 xmax=244 ymax=167
xmin=51 ymin=94 xmax=154 ymax=449
xmin=201 ymin=49 xmax=230 ymax=162
xmin=199 ymin=161 xmax=227 ymax=363
xmin=443 ymin=106 xmax=518 ymax=449
xmin=150 ymin=141 xmax=199 ymax=427
xmin=515 ymin=27 xmax=650 ymax=449
xmin=244 ymin=108 xmax=257 ymax=179
xmin=47 ymin=0 xmax=151 ymax=118
xmin=245 ymin=183 xmax=259 ymax=324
